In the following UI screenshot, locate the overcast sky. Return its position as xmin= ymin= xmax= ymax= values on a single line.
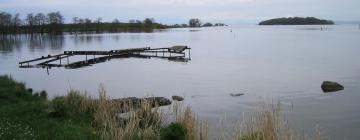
xmin=0 ymin=0 xmax=359 ymax=24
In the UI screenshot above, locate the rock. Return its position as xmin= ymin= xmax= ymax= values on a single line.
xmin=172 ymin=95 xmax=184 ymax=101
xmin=230 ymin=93 xmax=244 ymax=97
xmin=112 ymin=97 xmax=172 ymax=112
xmin=321 ymin=81 xmax=344 ymax=93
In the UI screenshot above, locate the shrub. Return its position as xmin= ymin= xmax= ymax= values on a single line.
xmin=160 ymin=123 xmax=186 ymax=140
xmin=40 ymin=90 xmax=47 ymax=99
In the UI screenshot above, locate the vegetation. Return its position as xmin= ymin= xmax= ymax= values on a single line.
xmin=0 ymin=75 xmax=326 ymax=140
xmin=1 ymin=11 xmax=228 ymax=35
xmin=259 ymin=17 xmax=334 ymax=25
xmin=0 ymin=11 xmax=168 ymax=35
xmin=185 ymin=18 xmax=226 ymax=28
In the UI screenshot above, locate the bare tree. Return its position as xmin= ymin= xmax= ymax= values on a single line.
xmin=94 ymin=17 xmax=102 ymax=24
xmin=112 ymin=18 xmax=120 ymax=24
xmin=26 ymin=13 xmax=36 ymax=26
xmin=12 ymin=13 xmax=22 ymax=26
xmin=47 ymin=11 xmax=64 ymax=24
xmin=34 ymin=13 xmax=46 ymax=25
xmin=72 ymin=17 xmax=79 ymax=24
xmin=189 ymin=18 xmax=201 ymax=27
xmin=0 ymin=12 xmax=12 ymax=26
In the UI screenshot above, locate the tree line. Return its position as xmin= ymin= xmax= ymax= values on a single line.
xmin=0 ymin=11 xmax=227 ymax=35
xmin=0 ymin=11 xmax=167 ymax=35
xmin=171 ymin=18 xmax=227 ymax=28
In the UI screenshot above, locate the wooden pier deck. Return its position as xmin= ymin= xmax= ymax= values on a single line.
xmin=19 ymin=46 xmax=191 ymax=69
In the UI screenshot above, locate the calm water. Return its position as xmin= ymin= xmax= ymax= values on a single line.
xmin=1 ymin=25 xmax=360 ymax=139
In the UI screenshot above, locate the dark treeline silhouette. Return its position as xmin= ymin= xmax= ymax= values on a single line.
xmin=171 ymin=18 xmax=227 ymax=28
xmin=259 ymin=17 xmax=335 ymax=25
xmin=0 ymin=11 xmax=168 ymax=35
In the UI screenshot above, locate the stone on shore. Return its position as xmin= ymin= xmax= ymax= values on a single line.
xmin=230 ymin=93 xmax=245 ymax=97
xmin=112 ymin=97 xmax=172 ymax=113
xmin=321 ymin=81 xmax=344 ymax=93
xmin=172 ymin=95 xmax=184 ymax=101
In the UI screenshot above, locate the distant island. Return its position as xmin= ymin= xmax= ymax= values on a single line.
xmin=259 ymin=17 xmax=334 ymax=25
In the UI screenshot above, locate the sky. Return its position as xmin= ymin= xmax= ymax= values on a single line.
xmin=0 ymin=0 xmax=359 ymax=24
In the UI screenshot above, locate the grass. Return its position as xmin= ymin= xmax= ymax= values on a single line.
xmin=0 ymin=75 xmax=99 ymax=140
xmin=0 ymin=75 xmax=326 ymax=140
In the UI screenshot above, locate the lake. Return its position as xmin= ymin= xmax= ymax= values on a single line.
xmin=1 ymin=25 xmax=360 ymax=139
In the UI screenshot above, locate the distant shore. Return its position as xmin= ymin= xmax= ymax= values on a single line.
xmin=259 ymin=17 xmax=335 ymax=25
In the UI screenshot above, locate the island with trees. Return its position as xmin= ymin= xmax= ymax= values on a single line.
xmin=258 ymin=17 xmax=335 ymax=25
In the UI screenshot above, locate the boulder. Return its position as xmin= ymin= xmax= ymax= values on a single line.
xmin=112 ymin=97 xmax=172 ymax=113
xmin=230 ymin=93 xmax=245 ymax=97
xmin=321 ymin=81 xmax=344 ymax=93
xmin=172 ymin=95 xmax=184 ymax=101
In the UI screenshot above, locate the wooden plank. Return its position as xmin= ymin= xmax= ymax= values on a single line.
xmin=110 ymin=47 xmax=150 ymax=53
xmin=64 ymin=51 xmax=109 ymax=55
xmin=143 ymin=50 xmax=185 ymax=54
xmin=38 ymin=55 xmax=72 ymax=65
xmin=19 ymin=54 xmax=64 ymax=64
xmin=168 ymin=46 xmax=188 ymax=52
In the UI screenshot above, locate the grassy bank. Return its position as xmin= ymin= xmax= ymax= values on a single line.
xmin=0 ymin=75 xmax=99 ymax=139
xmin=0 ymin=75 xmax=325 ymax=140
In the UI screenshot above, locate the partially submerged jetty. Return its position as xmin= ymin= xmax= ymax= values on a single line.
xmin=19 ymin=46 xmax=191 ymax=69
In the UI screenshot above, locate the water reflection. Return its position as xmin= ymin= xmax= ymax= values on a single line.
xmin=28 ymin=35 xmax=64 ymax=52
xmin=0 ymin=35 xmax=65 ymax=54
xmin=0 ymin=36 xmax=24 ymax=54
xmin=71 ymin=34 xmax=103 ymax=45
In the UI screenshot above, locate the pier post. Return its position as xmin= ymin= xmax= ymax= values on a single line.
xmin=67 ymin=57 xmax=69 ymax=64
xmin=188 ymin=49 xmax=191 ymax=58
xmin=59 ymin=58 xmax=62 ymax=65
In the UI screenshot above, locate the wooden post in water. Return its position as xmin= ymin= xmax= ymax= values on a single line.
xmin=188 ymin=49 xmax=191 ymax=58
xmin=59 ymin=58 xmax=62 ymax=65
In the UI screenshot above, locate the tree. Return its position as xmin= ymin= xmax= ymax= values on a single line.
xmin=129 ymin=19 xmax=136 ymax=23
xmin=84 ymin=18 xmax=92 ymax=24
xmin=112 ymin=18 xmax=120 ymax=24
xmin=12 ymin=13 xmax=22 ymax=26
xmin=0 ymin=12 xmax=12 ymax=34
xmin=144 ymin=18 xmax=155 ymax=25
xmin=26 ymin=13 xmax=36 ymax=26
xmin=0 ymin=12 xmax=12 ymax=26
xmin=34 ymin=13 xmax=46 ymax=25
xmin=46 ymin=12 xmax=64 ymax=34
xmin=72 ymin=17 xmax=79 ymax=24
xmin=94 ymin=17 xmax=102 ymax=24
xmin=47 ymin=11 xmax=64 ymax=24
xmin=189 ymin=18 xmax=201 ymax=27
xmin=203 ymin=22 xmax=213 ymax=27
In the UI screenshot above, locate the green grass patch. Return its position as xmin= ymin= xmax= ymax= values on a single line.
xmin=0 ymin=75 xmax=100 ymax=140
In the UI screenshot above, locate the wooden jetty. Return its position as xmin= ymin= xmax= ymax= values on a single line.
xmin=19 ymin=46 xmax=191 ymax=69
